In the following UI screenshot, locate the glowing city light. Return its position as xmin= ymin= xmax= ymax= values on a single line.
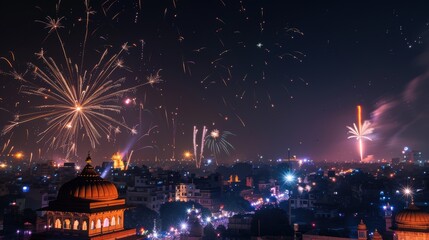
xmin=285 ymin=173 xmax=295 ymax=182
xmin=184 ymin=151 xmax=192 ymax=159
xmin=403 ymin=187 xmax=412 ymax=196
xmin=14 ymin=152 xmax=24 ymax=159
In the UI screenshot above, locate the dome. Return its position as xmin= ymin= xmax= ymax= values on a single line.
xmin=57 ymin=154 xmax=119 ymax=201
xmin=395 ymin=203 xmax=429 ymax=230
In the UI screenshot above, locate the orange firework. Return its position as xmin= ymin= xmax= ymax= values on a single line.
xmin=357 ymin=105 xmax=363 ymax=161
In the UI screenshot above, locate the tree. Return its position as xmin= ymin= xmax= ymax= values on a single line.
xmin=250 ymin=208 xmax=292 ymax=237
xmin=124 ymin=205 xmax=159 ymax=231
xmin=203 ymin=223 xmax=217 ymax=240
xmin=22 ymin=208 xmax=37 ymax=225
xmin=220 ymin=194 xmax=253 ymax=213
xmin=216 ymin=224 xmax=226 ymax=238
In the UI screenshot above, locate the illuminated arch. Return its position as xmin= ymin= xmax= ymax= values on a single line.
xmin=64 ymin=219 xmax=71 ymax=229
xmin=55 ymin=219 xmax=62 ymax=229
xmin=90 ymin=220 xmax=95 ymax=230
xmin=73 ymin=220 xmax=79 ymax=230
xmin=96 ymin=219 xmax=101 ymax=229
xmin=82 ymin=221 xmax=88 ymax=231
xmin=103 ymin=218 xmax=109 ymax=227
xmin=111 ymin=216 xmax=116 ymax=226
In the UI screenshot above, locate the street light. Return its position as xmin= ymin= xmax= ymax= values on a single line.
xmin=180 ymin=223 xmax=188 ymax=231
xmin=403 ymin=188 xmax=412 ymax=195
xmin=403 ymin=187 xmax=413 ymax=207
xmin=285 ymin=173 xmax=295 ymax=183
xmin=183 ymin=151 xmax=192 ymax=159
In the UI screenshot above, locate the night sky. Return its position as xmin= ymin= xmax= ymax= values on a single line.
xmin=1 ymin=1 xmax=429 ymax=164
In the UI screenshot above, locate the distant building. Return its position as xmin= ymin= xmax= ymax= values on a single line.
xmin=176 ymin=183 xmax=201 ymax=202
xmin=289 ymin=193 xmax=316 ymax=210
xmin=227 ymin=214 xmax=253 ymax=237
xmin=401 ymin=147 xmax=425 ymax=165
xmin=34 ymin=161 xmax=56 ymax=177
xmin=176 ymin=173 xmax=222 ymax=212
xmin=127 ymin=176 xmax=174 ymax=212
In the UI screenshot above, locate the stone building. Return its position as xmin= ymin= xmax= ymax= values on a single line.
xmin=33 ymin=154 xmax=140 ymax=240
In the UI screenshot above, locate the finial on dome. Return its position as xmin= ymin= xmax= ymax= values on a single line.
xmin=86 ymin=151 xmax=92 ymax=164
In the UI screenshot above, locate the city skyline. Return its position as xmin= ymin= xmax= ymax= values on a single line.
xmin=1 ymin=1 xmax=429 ymax=164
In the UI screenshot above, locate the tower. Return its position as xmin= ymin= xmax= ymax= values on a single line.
xmin=384 ymin=202 xmax=393 ymax=232
xmin=357 ymin=220 xmax=367 ymax=240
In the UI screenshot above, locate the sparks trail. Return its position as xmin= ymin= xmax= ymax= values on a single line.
xmin=193 ymin=126 xmax=207 ymax=168
xmin=147 ymin=69 xmax=163 ymax=85
xmin=194 ymin=1 xmax=306 ymax=112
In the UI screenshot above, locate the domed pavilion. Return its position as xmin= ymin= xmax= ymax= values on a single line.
xmin=392 ymin=202 xmax=429 ymax=239
xmin=35 ymin=154 xmax=139 ymax=240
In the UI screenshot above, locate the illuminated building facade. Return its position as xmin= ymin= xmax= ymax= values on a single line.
xmin=34 ymin=154 xmax=139 ymax=240
xmin=392 ymin=203 xmax=429 ymax=240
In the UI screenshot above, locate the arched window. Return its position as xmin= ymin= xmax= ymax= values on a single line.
xmin=96 ymin=219 xmax=101 ymax=229
xmin=90 ymin=220 xmax=95 ymax=230
xmin=117 ymin=216 xmax=121 ymax=225
xmin=55 ymin=219 xmax=62 ymax=229
xmin=111 ymin=216 xmax=116 ymax=226
xmin=82 ymin=221 xmax=88 ymax=231
xmin=64 ymin=219 xmax=71 ymax=229
xmin=73 ymin=220 xmax=79 ymax=230
xmin=103 ymin=218 xmax=109 ymax=227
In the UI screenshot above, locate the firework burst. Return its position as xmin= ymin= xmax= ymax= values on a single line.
xmin=205 ymin=129 xmax=234 ymax=165
xmin=2 ymin=11 xmax=156 ymax=158
xmin=347 ymin=105 xmax=374 ymax=161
